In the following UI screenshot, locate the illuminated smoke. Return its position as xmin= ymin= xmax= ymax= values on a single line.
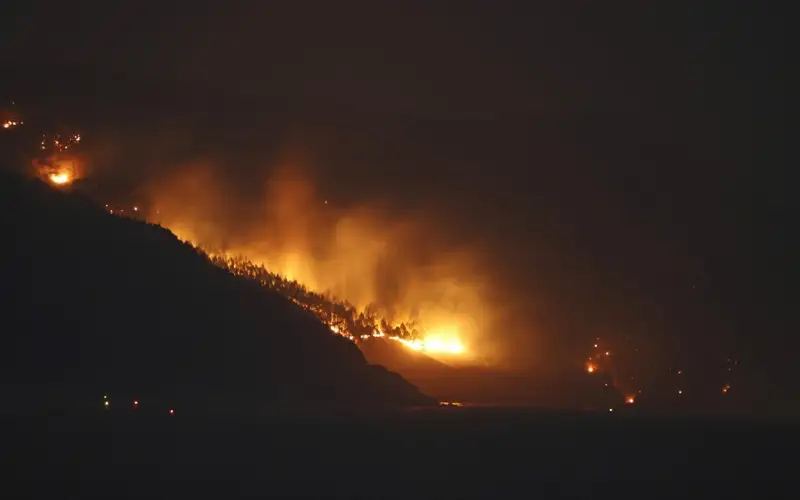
xmin=144 ymin=163 xmax=495 ymax=363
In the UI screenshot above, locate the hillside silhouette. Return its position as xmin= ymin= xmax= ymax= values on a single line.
xmin=0 ymin=171 xmax=435 ymax=415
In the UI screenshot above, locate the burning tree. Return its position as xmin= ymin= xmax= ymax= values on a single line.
xmin=208 ymin=254 xmax=421 ymax=345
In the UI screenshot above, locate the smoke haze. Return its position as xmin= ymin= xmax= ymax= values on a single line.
xmin=141 ymin=156 xmax=516 ymax=366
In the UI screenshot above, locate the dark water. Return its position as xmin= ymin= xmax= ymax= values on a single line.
xmin=6 ymin=408 xmax=797 ymax=498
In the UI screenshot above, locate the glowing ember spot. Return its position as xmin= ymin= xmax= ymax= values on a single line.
xmin=49 ymin=172 xmax=71 ymax=185
xmin=625 ymin=396 xmax=635 ymax=404
xmin=169 ymin=409 xmax=175 ymax=415
xmin=722 ymin=384 xmax=731 ymax=394
xmin=586 ymin=363 xmax=596 ymax=374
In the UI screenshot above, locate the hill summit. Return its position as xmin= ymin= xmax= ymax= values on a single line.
xmin=0 ymin=172 xmax=435 ymax=415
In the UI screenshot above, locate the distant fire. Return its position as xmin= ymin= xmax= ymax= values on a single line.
xmin=6 ymin=102 xmax=756 ymax=410
xmin=390 ymin=333 xmax=466 ymax=355
xmin=146 ymin=165 xmax=489 ymax=363
xmin=32 ymin=130 xmax=84 ymax=186
xmin=49 ymin=171 xmax=72 ymax=185
xmin=212 ymin=254 xmax=470 ymax=359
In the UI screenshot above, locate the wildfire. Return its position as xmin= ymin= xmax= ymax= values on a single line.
xmin=138 ymin=165 xmax=493 ymax=363
xmin=389 ymin=334 xmax=465 ymax=355
xmin=421 ymin=334 xmax=466 ymax=355
xmin=206 ymin=253 xmax=470 ymax=359
xmin=31 ymin=130 xmax=83 ymax=186
xmin=220 ymin=254 xmax=474 ymax=359
xmin=49 ymin=171 xmax=72 ymax=185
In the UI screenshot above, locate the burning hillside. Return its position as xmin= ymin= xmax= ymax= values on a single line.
xmin=144 ymin=164 xmax=495 ymax=364
xmin=210 ymin=254 xmax=466 ymax=357
xmin=34 ymin=132 xmax=84 ymax=186
xmin=2 ymin=101 xmax=755 ymax=413
xmin=1 ymin=104 xmax=84 ymax=187
xmin=3 ymin=110 xmax=483 ymax=363
xmin=1 ymin=169 xmax=436 ymax=412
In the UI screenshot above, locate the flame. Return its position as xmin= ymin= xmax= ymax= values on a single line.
xmin=49 ymin=171 xmax=72 ymax=185
xmin=31 ymin=130 xmax=83 ymax=186
xmin=145 ymin=165 xmax=492 ymax=363
xmin=417 ymin=331 xmax=466 ymax=355
xmin=388 ymin=335 xmax=465 ymax=355
xmin=210 ymin=253 xmax=473 ymax=361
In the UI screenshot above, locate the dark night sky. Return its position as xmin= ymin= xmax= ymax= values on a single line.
xmin=1 ymin=2 xmax=790 ymax=380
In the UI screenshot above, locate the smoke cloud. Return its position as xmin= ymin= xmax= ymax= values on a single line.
xmin=140 ymin=158 xmax=511 ymax=365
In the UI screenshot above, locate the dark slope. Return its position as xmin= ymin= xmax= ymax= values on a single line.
xmin=0 ymin=172 xmax=435 ymax=414
xmin=359 ymin=338 xmax=623 ymax=409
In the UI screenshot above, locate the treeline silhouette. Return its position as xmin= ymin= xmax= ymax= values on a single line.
xmin=209 ymin=255 xmax=421 ymax=345
xmin=1 ymin=171 xmax=435 ymax=415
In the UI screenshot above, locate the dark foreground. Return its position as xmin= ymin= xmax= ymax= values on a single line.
xmin=6 ymin=407 xmax=797 ymax=498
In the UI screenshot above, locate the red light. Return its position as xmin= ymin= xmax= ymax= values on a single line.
xmin=133 ymin=400 xmax=139 ymax=407
xmin=169 ymin=409 xmax=175 ymax=415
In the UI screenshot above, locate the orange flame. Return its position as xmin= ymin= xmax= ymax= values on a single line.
xmin=146 ymin=165 xmax=492 ymax=363
xmin=49 ymin=172 xmax=72 ymax=185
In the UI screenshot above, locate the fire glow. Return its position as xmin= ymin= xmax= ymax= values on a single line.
xmin=390 ymin=332 xmax=466 ymax=355
xmin=216 ymin=254 xmax=472 ymax=359
xmin=145 ymin=165 xmax=489 ymax=362
xmin=49 ymin=171 xmax=71 ymax=185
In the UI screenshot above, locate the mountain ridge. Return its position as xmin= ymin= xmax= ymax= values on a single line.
xmin=1 ymin=171 xmax=436 ymax=415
